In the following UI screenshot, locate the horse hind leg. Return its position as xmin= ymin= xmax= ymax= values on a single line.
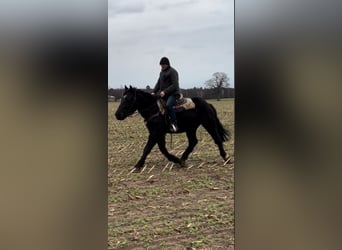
xmin=202 ymin=122 xmax=228 ymax=161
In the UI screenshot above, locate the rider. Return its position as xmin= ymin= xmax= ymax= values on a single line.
xmin=151 ymin=57 xmax=180 ymax=132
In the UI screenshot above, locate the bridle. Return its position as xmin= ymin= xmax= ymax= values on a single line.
xmin=123 ymin=89 xmax=161 ymax=124
xmin=122 ymin=89 xmax=137 ymax=115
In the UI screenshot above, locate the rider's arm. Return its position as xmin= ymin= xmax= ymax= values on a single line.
xmin=164 ymin=69 xmax=179 ymax=95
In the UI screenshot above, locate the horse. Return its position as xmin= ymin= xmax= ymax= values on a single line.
xmin=115 ymin=85 xmax=231 ymax=171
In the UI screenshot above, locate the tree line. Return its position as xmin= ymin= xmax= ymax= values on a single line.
xmin=108 ymin=72 xmax=234 ymax=101
xmin=108 ymin=87 xmax=234 ymax=101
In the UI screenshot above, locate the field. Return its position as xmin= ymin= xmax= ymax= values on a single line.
xmin=108 ymin=99 xmax=234 ymax=249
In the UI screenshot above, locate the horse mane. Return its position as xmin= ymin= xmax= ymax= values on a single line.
xmin=132 ymin=88 xmax=156 ymax=103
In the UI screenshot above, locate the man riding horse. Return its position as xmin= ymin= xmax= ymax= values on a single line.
xmin=151 ymin=57 xmax=180 ymax=132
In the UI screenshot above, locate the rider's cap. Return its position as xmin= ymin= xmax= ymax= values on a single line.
xmin=159 ymin=57 xmax=170 ymax=65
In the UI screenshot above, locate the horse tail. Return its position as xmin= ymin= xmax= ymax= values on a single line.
xmin=209 ymin=104 xmax=231 ymax=142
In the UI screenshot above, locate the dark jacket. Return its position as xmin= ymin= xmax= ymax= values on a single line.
xmin=153 ymin=66 xmax=180 ymax=98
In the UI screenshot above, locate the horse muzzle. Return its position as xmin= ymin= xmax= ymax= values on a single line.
xmin=115 ymin=112 xmax=125 ymax=120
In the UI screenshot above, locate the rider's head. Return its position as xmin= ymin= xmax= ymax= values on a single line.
xmin=160 ymin=57 xmax=170 ymax=71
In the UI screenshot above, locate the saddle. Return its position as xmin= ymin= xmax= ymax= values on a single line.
xmin=157 ymin=94 xmax=196 ymax=115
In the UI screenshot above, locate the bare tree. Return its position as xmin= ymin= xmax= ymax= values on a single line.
xmin=205 ymin=72 xmax=230 ymax=100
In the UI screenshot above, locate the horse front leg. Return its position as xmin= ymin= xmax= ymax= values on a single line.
xmin=180 ymin=129 xmax=198 ymax=166
xmin=134 ymin=135 xmax=157 ymax=170
xmin=157 ymin=135 xmax=182 ymax=166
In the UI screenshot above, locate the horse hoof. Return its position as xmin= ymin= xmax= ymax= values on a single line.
xmin=134 ymin=161 xmax=144 ymax=169
xmin=179 ymin=159 xmax=187 ymax=168
xmin=130 ymin=167 xmax=142 ymax=173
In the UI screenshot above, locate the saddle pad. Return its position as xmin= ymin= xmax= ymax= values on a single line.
xmin=174 ymin=98 xmax=195 ymax=112
xmin=157 ymin=97 xmax=196 ymax=115
xmin=157 ymin=99 xmax=166 ymax=115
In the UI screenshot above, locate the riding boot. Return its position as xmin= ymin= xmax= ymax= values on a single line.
xmin=166 ymin=95 xmax=178 ymax=132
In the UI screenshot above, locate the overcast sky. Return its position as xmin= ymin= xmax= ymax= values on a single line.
xmin=109 ymin=0 xmax=234 ymax=89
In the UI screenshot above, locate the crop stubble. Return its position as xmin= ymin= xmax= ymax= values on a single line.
xmin=108 ymin=99 xmax=234 ymax=249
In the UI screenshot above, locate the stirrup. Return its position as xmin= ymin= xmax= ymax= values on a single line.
xmin=170 ymin=123 xmax=178 ymax=132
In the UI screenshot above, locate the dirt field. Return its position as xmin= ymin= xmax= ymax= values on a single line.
xmin=108 ymin=99 xmax=234 ymax=249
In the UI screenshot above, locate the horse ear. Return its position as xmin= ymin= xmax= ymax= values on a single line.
xmin=124 ymin=85 xmax=128 ymax=90
xmin=129 ymin=85 xmax=132 ymax=89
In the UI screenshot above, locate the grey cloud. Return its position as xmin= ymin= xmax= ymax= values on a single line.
xmin=108 ymin=0 xmax=234 ymax=88
xmin=156 ymin=0 xmax=198 ymax=10
xmin=109 ymin=0 xmax=145 ymax=17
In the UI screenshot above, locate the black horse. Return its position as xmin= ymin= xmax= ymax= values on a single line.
xmin=115 ymin=86 xmax=231 ymax=171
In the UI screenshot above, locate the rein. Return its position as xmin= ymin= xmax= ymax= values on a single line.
xmin=134 ymin=91 xmax=160 ymax=124
xmin=144 ymin=112 xmax=160 ymax=124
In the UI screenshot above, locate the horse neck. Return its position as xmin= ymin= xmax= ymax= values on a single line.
xmin=136 ymin=91 xmax=159 ymax=118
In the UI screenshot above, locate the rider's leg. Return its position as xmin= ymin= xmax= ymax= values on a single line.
xmin=166 ymin=95 xmax=178 ymax=131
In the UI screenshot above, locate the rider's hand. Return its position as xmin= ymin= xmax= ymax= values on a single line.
xmin=160 ymin=91 xmax=165 ymax=97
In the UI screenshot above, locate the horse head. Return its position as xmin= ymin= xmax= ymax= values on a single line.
xmin=115 ymin=85 xmax=138 ymax=120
